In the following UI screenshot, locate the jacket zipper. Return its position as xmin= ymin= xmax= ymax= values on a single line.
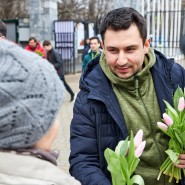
xmin=134 ymin=75 xmax=166 ymax=185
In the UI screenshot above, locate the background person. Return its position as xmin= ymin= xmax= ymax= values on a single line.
xmin=25 ymin=36 xmax=46 ymax=58
xmin=81 ymin=38 xmax=90 ymax=61
xmin=0 ymin=19 xmax=7 ymax=39
xmin=43 ymin=40 xmax=75 ymax=102
xmin=82 ymin=36 xmax=102 ymax=71
xmin=69 ymin=7 xmax=185 ymax=185
xmin=0 ymin=39 xmax=80 ymax=185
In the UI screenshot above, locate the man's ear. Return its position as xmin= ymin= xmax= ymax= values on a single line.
xmin=144 ymin=38 xmax=151 ymax=54
xmin=101 ymin=42 xmax=105 ymax=50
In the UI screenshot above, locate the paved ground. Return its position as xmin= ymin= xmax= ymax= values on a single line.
xmin=53 ymin=72 xmax=81 ymax=173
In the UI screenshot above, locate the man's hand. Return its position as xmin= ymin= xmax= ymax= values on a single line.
xmin=175 ymin=154 xmax=185 ymax=168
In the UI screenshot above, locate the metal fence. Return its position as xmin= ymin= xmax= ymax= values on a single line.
xmin=143 ymin=0 xmax=185 ymax=67
xmin=54 ymin=21 xmax=75 ymax=74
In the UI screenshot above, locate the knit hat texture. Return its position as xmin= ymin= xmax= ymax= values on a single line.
xmin=0 ymin=40 xmax=65 ymax=149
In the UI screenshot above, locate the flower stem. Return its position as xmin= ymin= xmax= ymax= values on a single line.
xmin=160 ymin=157 xmax=171 ymax=171
xmin=157 ymin=157 xmax=171 ymax=180
xmin=163 ymin=162 xmax=172 ymax=175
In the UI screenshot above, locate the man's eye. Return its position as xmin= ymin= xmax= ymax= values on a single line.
xmin=127 ymin=48 xmax=135 ymax=52
xmin=109 ymin=49 xmax=117 ymax=53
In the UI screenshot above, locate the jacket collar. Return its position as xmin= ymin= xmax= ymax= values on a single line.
xmin=81 ymin=57 xmax=128 ymax=138
xmin=151 ymin=49 xmax=174 ymax=114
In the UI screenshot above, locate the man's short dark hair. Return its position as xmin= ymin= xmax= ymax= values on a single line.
xmin=43 ymin=40 xmax=51 ymax=46
xmin=100 ymin=7 xmax=147 ymax=44
xmin=28 ymin=37 xmax=37 ymax=42
xmin=0 ymin=20 xmax=7 ymax=37
xmin=89 ymin=36 xmax=100 ymax=43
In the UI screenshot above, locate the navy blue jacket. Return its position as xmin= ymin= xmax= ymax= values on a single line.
xmin=69 ymin=50 xmax=185 ymax=185
xmin=47 ymin=48 xmax=65 ymax=77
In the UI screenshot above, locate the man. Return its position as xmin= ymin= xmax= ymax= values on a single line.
xmin=69 ymin=7 xmax=185 ymax=185
xmin=81 ymin=38 xmax=90 ymax=61
xmin=82 ymin=36 xmax=101 ymax=70
xmin=43 ymin=40 xmax=75 ymax=102
xmin=0 ymin=39 xmax=80 ymax=185
xmin=0 ymin=20 xmax=7 ymax=39
xmin=25 ymin=37 xmax=46 ymax=58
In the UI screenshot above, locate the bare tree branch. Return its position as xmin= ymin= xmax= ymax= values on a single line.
xmin=58 ymin=0 xmax=113 ymax=33
xmin=0 ymin=0 xmax=28 ymax=20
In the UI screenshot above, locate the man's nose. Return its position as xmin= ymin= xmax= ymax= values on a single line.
xmin=117 ymin=52 xmax=127 ymax=65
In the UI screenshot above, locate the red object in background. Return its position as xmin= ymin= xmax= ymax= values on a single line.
xmin=80 ymin=39 xmax=85 ymax=46
xmin=25 ymin=42 xmax=46 ymax=58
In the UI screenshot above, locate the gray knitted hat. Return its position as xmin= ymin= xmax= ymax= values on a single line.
xmin=0 ymin=40 xmax=65 ymax=149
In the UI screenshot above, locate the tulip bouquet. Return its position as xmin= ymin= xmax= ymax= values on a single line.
xmin=104 ymin=130 xmax=146 ymax=185
xmin=157 ymin=86 xmax=185 ymax=183
xmin=35 ymin=49 xmax=45 ymax=58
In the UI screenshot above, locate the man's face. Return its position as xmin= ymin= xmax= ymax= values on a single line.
xmin=90 ymin=39 xmax=100 ymax=52
xmin=43 ymin=45 xmax=52 ymax=52
xmin=102 ymin=24 xmax=150 ymax=79
xmin=29 ymin=39 xmax=37 ymax=49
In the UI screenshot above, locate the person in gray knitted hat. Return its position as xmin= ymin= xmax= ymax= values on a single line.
xmin=0 ymin=40 xmax=81 ymax=185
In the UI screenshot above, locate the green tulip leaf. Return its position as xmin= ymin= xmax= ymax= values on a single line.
xmin=130 ymin=175 xmax=145 ymax=185
xmin=169 ymin=139 xmax=181 ymax=153
xmin=104 ymin=148 xmax=117 ymax=163
xmin=179 ymin=132 xmax=185 ymax=148
xmin=173 ymin=86 xmax=184 ymax=110
xmin=129 ymin=158 xmax=140 ymax=176
xmin=165 ymin=150 xmax=179 ymax=165
xmin=115 ymin=140 xmax=125 ymax=156
xmin=105 ymin=148 xmax=127 ymax=185
xmin=181 ymin=118 xmax=185 ymax=131
xmin=120 ymin=138 xmax=129 ymax=156
xmin=127 ymin=131 xmax=135 ymax=168
xmin=174 ymin=132 xmax=183 ymax=147
xmin=164 ymin=100 xmax=178 ymax=121
xmin=173 ymin=127 xmax=181 ymax=135
xmin=120 ymin=154 xmax=130 ymax=181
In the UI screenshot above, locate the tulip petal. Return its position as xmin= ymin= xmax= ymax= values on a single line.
xmin=178 ymin=97 xmax=185 ymax=112
xmin=135 ymin=141 xmax=146 ymax=158
xmin=157 ymin=122 xmax=168 ymax=131
xmin=134 ymin=129 xmax=143 ymax=148
xmin=163 ymin=113 xmax=173 ymax=126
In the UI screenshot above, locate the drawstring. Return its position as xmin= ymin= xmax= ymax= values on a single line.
xmin=134 ymin=75 xmax=139 ymax=98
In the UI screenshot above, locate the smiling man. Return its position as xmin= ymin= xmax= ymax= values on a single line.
xmin=69 ymin=7 xmax=185 ymax=185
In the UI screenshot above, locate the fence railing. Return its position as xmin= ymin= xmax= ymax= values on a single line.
xmin=144 ymin=0 xmax=184 ymax=61
xmin=54 ymin=20 xmax=76 ymax=74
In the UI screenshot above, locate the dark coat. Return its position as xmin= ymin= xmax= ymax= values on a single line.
xmin=69 ymin=50 xmax=185 ymax=185
xmin=82 ymin=44 xmax=90 ymax=61
xmin=47 ymin=48 xmax=64 ymax=77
